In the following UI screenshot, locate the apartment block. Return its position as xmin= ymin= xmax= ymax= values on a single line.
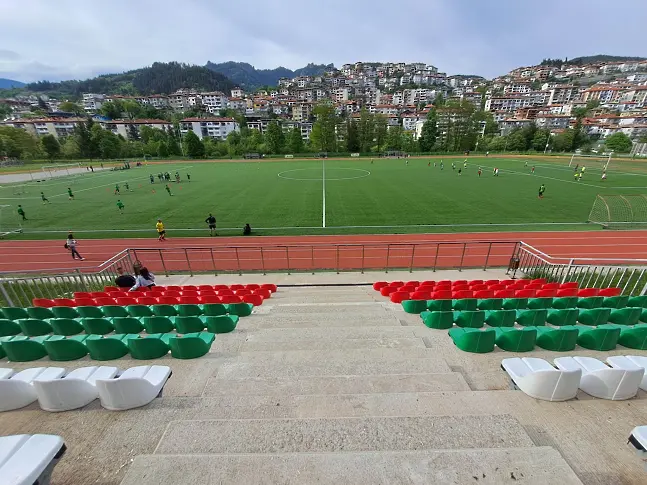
xmin=101 ymin=119 xmax=173 ymax=139
xmin=179 ymin=117 xmax=239 ymax=140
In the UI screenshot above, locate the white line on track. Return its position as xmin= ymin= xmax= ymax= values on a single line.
xmin=322 ymin=159 xmax=326 ymax=228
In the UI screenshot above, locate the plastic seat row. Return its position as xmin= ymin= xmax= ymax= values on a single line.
xmin=387 ymin=287 xmax=623 ymax=303
xmin=502 ymin=355 xmax=647 ymax=401
xmin=0 ymin=331 xmax=217 ymax=362
xmin=0 ymin=364 xmax=171 ymax=411
xmin=374 ymin=279 xmax=547 ymax=289
xmin=378 ymin=282 xmax=585 ymax=294
xmin=402 ymin=295 xmax=645 ymax=314
xmin=628 ymin=426 xmax=647 ymax=472
xmin=2 ymin=302 xmax=252 ymax=325
xmin=105 ymin=283 xmax=278 ymax=293
xmin=0 ymin=434 xmax=66 ymax=485
xmin=32 ymin=292 xmax=264 ymax=307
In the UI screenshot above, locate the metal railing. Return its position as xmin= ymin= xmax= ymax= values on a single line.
xmin=511 ymin=242 xmax=647 ymax=296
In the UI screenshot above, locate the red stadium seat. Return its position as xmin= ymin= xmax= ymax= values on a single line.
xmin=525 ymin=283 xmax=543 ymax=290
xmin=53 ymin=298 xmax=76 ymax=307
xmin=452 ymin=290 xmax=474 ymax=299
xmin=470 ymin=284 xmax=487 ymax=291
xmin=74 ymin=298 xmax=96 ymax=307
xmin=437 ymin=280 xmax=451 ymax=285
xmin=431 ymin=290 xmax=453 ymax=300
xmin=149 ymin=286 xmax=164 ymax=293
xmin=214 ymin=284 xmax=229 ymax=290
xmin=507 ymin=284 xmax=526 ymax=291
xmin=401 ymin=286 xmax=417 ymax=293
xmin=104 ymin=286 xmax=121 ymax=293
xmin=217 ymin=289 xmax=234 ymax=296
xmin=494 ymin=289 xmax=515 ymax=298
xmin=598 ymin=287 xmax=622 ymax=297
xmin=485 ymin=280 xmax=500 ymax=286
xmin=179 ymin=296 xmax=202 ymax=304
xmin=254 ymin=289 xmax=271 ymax=299
xmin=388 ymin=281 xmax=404 ymax=288
xmin=73 ymin=292 xmax=92 ymax=299
xmin=514 ymin=289 xmax=536 ymax=298
xmin=94 ymin=297 xmax=117 ymax=306
xmin=115 ymin=297 xmax=138 ymax=306
xmin=451 ymin=284 xmax=470 ymax=291
xmin=473 ymin=290 xmax=494 ymax=299
xmin=166 ymin=286 xmax=182 ymax=291
xmin=452 ymin=280 xmax=468 ymax=287
xmin=199 ymin=295 xmax=222 ymax=304
xmin=420 ymin=281 xmax=435 ymax=287
xmin=261 ymin=284 xmax=277 ymax=293
xmin=390 ymin=291 xmax=410 ymax=304
xmin=373 ymin=281 xmax=388 ymax=291
xmin=515 ymin=279 xmax=531 ymax=286
xmin=577 ymin=288 xmax=600 ymax=297
xmin=157 ymin=296 xmax=179 ymax=305
xmin=33 ymin=298 xmax=54 ymax=308
xmin=380 ymin=287 xmax=397 ymax=297
xmin=230 ymin=284 xmax=244 ymax=291
xmin=235 ymin=289 xmax=252 ymax=296
xmin=555 ymin=288 xmax=578 ymax=297
xmin=531 ymin=278 xmax=547 ymax=285
xmin=198 ymin=285 xmax=215 ymax=291
xmin=468 ymin=280 xmax=484 ymax=286
xmin=90 ymin=292 xmax=109 ymax=298
xmin=405 ymin=281 xmax=420 ymax=287
xmin=500 ymin=280 xmax=516 ymax=286
xmin=197 ymin=290 xmax=216 ymax=296
xmin=136 ymin=297 xmax=158 ymax=305
xmin=245 ymin=284 xmax=260 ymax=290
xmin=219 ymin=295 xmax=242 ymax=304
xmin=182 ymin=285 xmax=197 ymax=291
xmin=162 ymin=291 xmax=181 ymax=297
xmin=243 ymin=294 xmax=263 ymax=306
xmin=542 ymin=283 xmax=560 ymax=290
xmin=488 ymin=284 xmax=506 ymax=291
xmin=560 ymin=282 xmax=579 ymax=289
xmin=535 ymin=289 xmax=558 ymax=298
xmin=410 ymin=291 xmax=431 ymax=301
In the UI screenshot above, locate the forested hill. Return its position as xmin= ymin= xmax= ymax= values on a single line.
xmin=541 ymin=55 xmax=646 ymax=67
xmin=24 ymin=62 xmax=234 ymax=98
xmin=205 ymin=61 xmax=333 ymax=90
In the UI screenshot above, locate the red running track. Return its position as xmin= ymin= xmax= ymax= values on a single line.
xmin=1 ymin=231 xmax=646 ymax=274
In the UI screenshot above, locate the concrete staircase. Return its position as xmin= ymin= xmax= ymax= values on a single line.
xmin=120 ymin=286 xmax=583 ymax=484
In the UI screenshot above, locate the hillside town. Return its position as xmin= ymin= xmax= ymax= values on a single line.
xmin=1 ymin=59 xmax=647 ymax=155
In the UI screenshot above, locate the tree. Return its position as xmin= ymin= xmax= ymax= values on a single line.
xmin=487 ymin=136 xmax=508 ymax=152
xmin=506 ymin=129 xmax=527 ymax=151
xmin=310 ymin=104 xmax=337 ymax=152
xmin=604 ymin=132 xmax=633 ymax=153
xmin=386 ymin=125 xmax=404 ymax=150
xmin=552 ymin=129 xmax=576 ymax=152
xmin=286 ymin=127 xmax=304 ymax=153
xmin=418 ymin=109 xmax=438 ymax=152
xmin=374 ymin=115 xmax=388 ymax=152
xmin=183 ymin=131 xmax=205 ymax=158
xmin=157 ymin=141 xmax=169 ymax=157
xmin=357 ymin=109 xmax=375 ymax=152
xmin=265 ymin=121 xmax=284 ymax=154
xmin=75 ymin=118 xmax=99 ymax=158
xmin=167 ymin=136 xmax=182 ymax=156
xmin=345 ymin=118 xmax=360 ymax=152
xmin=122 ymin=100 xmax=143 ymax=119
xmin=60 ymin=137 xmax=81 ymax=158
xmin=532 ymin=129 xmax=551 ymax=152
xmin=638 ymin=134 xmax=647 ymax=144
xmin=99 ymin=131 xmax=122 ymax=159
xmin=100 ymin=100 xmax=124 ymax=120
xmin=41 ymin=134 xmax=61 ymax=160
xmin=0 ymin=126 xmax=43 ymax=159
xmin=59 ymin=101 xmax=83 ymax=114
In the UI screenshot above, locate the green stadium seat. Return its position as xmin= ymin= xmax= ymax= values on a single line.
xmin=527 ymin=297 xmax=553 ymax=309
xmin=26 ymin=306 xmax=56 ymax=320
xmin=201 ymin=303 xmax=228 ymax=316
xmin=516 ymin=309 xmax=547 ymax=327
xmin=51 ymin=306 xmax=80 ymax=319
xmin=484 ymin=310 xmax=516 ymax=327
xmin=551 ymin=297 xmax=578 ymax=309
xmin=401 ymin=300 xmax=427 ymax=314
xmin=203 ymin=315 xmax=239 ymax=333
xmin=453 ymin=311 xmax=485 ymax=328
xmin=627 ymin=295 xmax=647 ymax=308
xmin=86 ymin=334 xmax=139 ymax=360
xmin=151 ymin=304 xmax=178 ymax=317
xmin=1 ymin=335 xmax=50 ymax=361
xmin=17 ymin=319 xmax=53 ymax=337
xmin=477 ymin=298 xmax=502 ymax=310
xmin=168 ymin=332 xmax=215 ymax=359
xmin=126 ymin=305 xmax=154 ymax=318
xmin=81 ymin=318 xmax=114 ymax=335
xmin=617 ymin=324 xmax=647 ymax=350
xmin=577 ymin=308 xmax=611 ymax=326
xmin=0 ymin=337 xmax=7 ymax=359
xmin=427 ymin=299 xmax=453 ymax=311
xmin=495 ymin=327 xmax=537 ymax=352
xmin=534 ymin=325 xmax=579 ymax=351
xmin=142 ymin=316 xmax=174 ymax=333
xmin=502 ymin=298 xmax=528 ymax=310
xmin=44 ymin=335 xmax=89 ymax=361
xmin=112 ymin=317 xmax=144 ymax=334
xmin=0 ymin=319 xmax=21 ymax=337
xmin=100 ymin=305 xmax=130 ymax=319
xmin=576 ymin=324 xmax=620 ymax=351
xmin=546 ymin=309 xmax=579 ymax=326
xmin=76 ymin=306 xmax=105 ymax=319
xmin=1 ymin=307 xmax=29 ymax=320
xmin=174 ymin=316 xmax=206 ymax=334
xmin=176 ymin=304 xmax=203 ymax=317
xmin=448 ymin=327 xmax=495 ymax=353
xmin=452 ymin=298 xmax=477 ymax=311
xmin=642 ymin=309 xmax=647 ymax=323
xmin=227 ymin=303 xmax=253 ymax=317
xmin=50 ymin=318 xmax=84 ymax=336
xmin=577 ymin=296 xmax=603 ymax=309
xmin=602 ymin=295 xmax=629 ymax=309
xmin=608 ymin=307 xmax=642 ymax=326
xmin=127 ymin=333 xmax=172 ymax=359
xmin=420 ymin=311 xmax=453 ymax=329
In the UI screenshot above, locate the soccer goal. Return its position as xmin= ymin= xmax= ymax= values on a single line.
xmin=588 ymin=194 xmax=647 ymax=228
xmin=0 ymin=205 xmax=23 ymax=238
xmin=41 ymin=163 xmax=84 ymax=180
xmin=569 ymin=153 xmax=611 ymax=171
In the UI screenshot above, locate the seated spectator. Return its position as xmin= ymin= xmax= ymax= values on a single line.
xmin=129 ymin=267 xmax=156 ymax=292
xmin=115 ymin=267 xmax=136 ymax=288
xmin=243 ymin=223 xmax=251 ymax=236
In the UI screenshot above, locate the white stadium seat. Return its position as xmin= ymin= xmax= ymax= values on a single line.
xmin=0 ymin=434 xmax=66 ymax=485
xmin=607 ymin=355 xmax=647 ymax=392
xmin=96 ymin=365 xmax=171 ymax=410
xmin=0 ymin=367 xmax=65 ymax=412
xmin=501 ymin=357 xmax=581 ymax=401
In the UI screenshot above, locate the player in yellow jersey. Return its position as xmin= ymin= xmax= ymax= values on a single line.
xmin=156 ymin=219 xmax=166 ymax=241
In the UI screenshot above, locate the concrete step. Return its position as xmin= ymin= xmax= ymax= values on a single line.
xmin=154 ymin=415 xmax=533 ymax=454
xmin=241 ymin=337 xmax=426 ymax=351
xmin=203 ymin=374 xmax=470 ymax=397
xmin=244 ymin=326 xmax=416 ymax=342
xmin=238 ymin=348 xmax=435 ymax=363
xmin=267 ymin=303 xmax=388 ymax=314
xmin=121 ymin=447 xmax=583 ymax=485
xmin=241 ymin=313 xmax=401 ymax=328
xmin=216 ymin=357 xmax=451 ymax=379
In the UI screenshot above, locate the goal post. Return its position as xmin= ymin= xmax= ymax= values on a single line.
xmin=569 ymin=153 xmax=611 ymax=171
xmin=588 ymin=194 xmax=647 ymax=228
xmin=41 ymin=163 xmax=84 ymax=180
xmin=0 ymin=205 xmax=23 ymax=238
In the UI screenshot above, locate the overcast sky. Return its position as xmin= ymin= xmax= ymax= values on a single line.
xmin=1 ymin=0 xmax=646 ymax=83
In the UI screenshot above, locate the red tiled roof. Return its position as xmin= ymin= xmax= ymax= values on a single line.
xmin=181 ymin=117 xmax=237 ymax=122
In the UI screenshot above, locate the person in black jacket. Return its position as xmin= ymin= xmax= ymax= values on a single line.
xmin=115 ymin=267 xmax=136 ymax=288
xmin=205 ymin=213 xmax=217 ymax=236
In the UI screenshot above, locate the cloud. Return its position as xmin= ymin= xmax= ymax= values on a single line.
xmin=0 ymin=0 xmax=645 ymax=83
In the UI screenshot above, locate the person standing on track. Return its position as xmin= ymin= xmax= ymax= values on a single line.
xmin=156 ymin=219 xmax=166 ymax=241
xmin=205 ymin=213 xmax=217 ymax=236
xmin=65 ymin=233 xmax=85 ymax=260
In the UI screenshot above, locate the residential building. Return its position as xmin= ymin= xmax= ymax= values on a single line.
xmin=200 ymin=92 xmax=228 ymax=114
xmin=179 ymin=117 xmax=239 ymax=140
xmin=101 ymin=119 xmax=173 ymax=139
xmin=82 ymin=93 xmax=105 ymax=113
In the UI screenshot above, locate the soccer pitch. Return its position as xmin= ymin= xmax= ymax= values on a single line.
xmin=1 ymin=155 xmax=646 ymax=239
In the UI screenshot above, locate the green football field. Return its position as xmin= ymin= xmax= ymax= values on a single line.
xmin=0 ymin=155 xmax=646 ymax=239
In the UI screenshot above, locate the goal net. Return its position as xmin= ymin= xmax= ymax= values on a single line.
xmin=588 ymin=194 xmax=647 ymax=228
xmin=569 ymin=153 xmax=611 ymax=171
xmin=41 ymin=163 xmax=84 ymax=180
xmin=0 ymin=205 xmax=23 ymax=238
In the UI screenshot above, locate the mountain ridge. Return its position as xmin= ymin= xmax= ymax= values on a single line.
xmin=205 ymin=61 xmax=333 ymax=90
xmin=0 ymin=78 xmax=26 ymax=89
